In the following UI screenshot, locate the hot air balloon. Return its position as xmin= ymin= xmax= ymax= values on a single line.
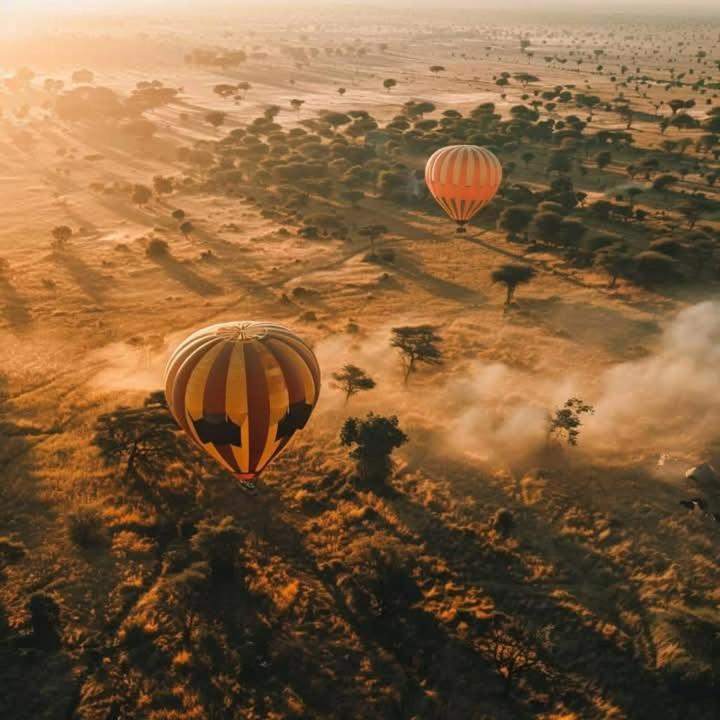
xmin=425 ymin=145 xmax=502 ymax=232
xmin=165 ymin=321 xmax=320 ymax=483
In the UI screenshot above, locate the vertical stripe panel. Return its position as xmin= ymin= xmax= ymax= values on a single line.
xmin=243 ymin=343 xmax=270 ymax=473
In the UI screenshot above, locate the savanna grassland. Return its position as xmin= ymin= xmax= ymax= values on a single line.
xmin=1 ymin=6 xmax=720 ymax=719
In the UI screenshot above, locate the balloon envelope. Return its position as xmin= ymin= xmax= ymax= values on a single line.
xmin=165 ymin=321 xmax=321 ymax=481
xmin=425 ymin=145 xmax=502 ymax=230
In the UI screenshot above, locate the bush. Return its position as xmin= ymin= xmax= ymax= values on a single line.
xmin=649 ymin=238 xmax=685 ymax=258
xmin=635 ymin=250 xmax=680 ymax=284
xmin=338 ymin=533 xmax=420 ymax=620
xmin=67 ymin=502 xmax=107 ymax=548
xmin=191 ymin=516 xmax=244 ymax=581
xmin=492 ymin=509 xmax=516 ymax=537
xmin=0 ymin=536 xmax=27 ymax=562
xmin=586 ymin=232 xmax=623 ymax=252
xmin=537 ymin=200 xmax=567 ymax=216
xmin=146 ymin=238 xmax=169 ymax=258
xmin=340 ymin=413 xmax=408 ymax=486
xmin=299 ymin=225 xmax=319 ymax=240
xmin=28 ymin=593 xmax=61 ymax=648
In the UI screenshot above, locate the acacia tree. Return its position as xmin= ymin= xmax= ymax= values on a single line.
xmin=594 ymin=249 xmax=633 ymax=288
xmin=498 ymin=206 xmax=533 ymax=242
xmin=332 ymin=364 xmax=376 ymax=403
xmin=93 ymin=391 xmax=190 ymax=486
xmin=359 ymin=224 xmax=388 ymax=256
xmin=191 ymin=516 xmax=244 ymax=581
xmin=340 ymin=413 xmax=407 ymax=485
xmin=153 ymin=175 xmax=173 ymax=197
xmin=383 ymin=78 xmax=397 ymax=92
xmin=548 ymin=397 xmax=594 ymax=446
xmin=213 ymin=83 xmax=237 ymax=100
xmin=491 ymin=263 xmax=536 ymax=305
xmin=205 ymin=111 xmax=226 ymax=130
xmin=51 ymin=225 xmax=72 ymax=249
xmin=390 ymin=325 xmax=443 ymax=382
xmin=132 ymin=184 xmax=152 ymax=206
xmin=595 ymin=151 xmax=612 ymax=169
xmin=475 ymin=615 xmax=553 ymax=697
xmin=339 ymin=533 xmax=420 ymax=620
xmin=158 ymin=562 xmax=210 ymax=647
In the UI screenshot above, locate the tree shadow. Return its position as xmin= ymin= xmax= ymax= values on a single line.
xmin=189 ymin=225 xmax=279 ymax=302
xmin=387 ymin=452 xmax=720 ymax=718
xmin=392 ymin=251 xmax=484 ymax=304
xmin=96 ymin=196 xmax=160 ymax=228
xmin=513 ymin=296 xmax=660 ymax=358
xmin=0 ymin=276 xmax=32 ymax=329
xmin=203 ymin=468 xmax=538 ymax=718
xmin=149 ymin=252 xmax=223 ymax=296
xmin=51 ymin=250 xmax=113 ymax=303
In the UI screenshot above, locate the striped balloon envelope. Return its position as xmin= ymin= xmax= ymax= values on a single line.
xmin=424 ymin=145 xmax=502 ymax=232
xmin=164 ymin=321 xmax=321 ymax=483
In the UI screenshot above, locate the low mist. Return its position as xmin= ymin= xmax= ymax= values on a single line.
xmin=88 ymin=301 xmax=720 ymax=468
xmin=316 ymin=301 xmax=720 ymax=466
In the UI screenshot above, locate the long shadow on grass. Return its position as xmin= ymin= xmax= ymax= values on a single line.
xmin=209 ymin=468 xmax=535 ymax=719
xmin=149 ymin=252 xmax=223 ymax=296
xmin=0 ymin=276 xmax=32 ymax=329
xmin=388 ymin=454 xmax=720 ymax=719
xmin=51 ymin=250 xmax=113 ymax=303
xmin=513 ymin=295 xmax=659 ymax=358
xmin=392 ymin=251 xmax=484 ymax=304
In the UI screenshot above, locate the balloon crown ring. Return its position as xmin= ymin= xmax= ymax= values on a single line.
xmin=214 ymin=322 xmax=268 ymax=341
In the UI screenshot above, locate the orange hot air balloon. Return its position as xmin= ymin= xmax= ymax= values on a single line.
xmin=425 ymin=145 xmax=502 ymax=233
xmin=165 ymin=321 xmax=321 ymax=483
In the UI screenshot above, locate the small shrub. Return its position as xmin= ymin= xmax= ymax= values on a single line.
xmin=67 ymin=502 xmax=107 ymax=548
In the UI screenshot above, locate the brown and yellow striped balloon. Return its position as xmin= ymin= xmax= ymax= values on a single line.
xmin=164 ymin=321 xmax=321 ymax=482
xmin=425 ymin=145 xmax=502 ymax=232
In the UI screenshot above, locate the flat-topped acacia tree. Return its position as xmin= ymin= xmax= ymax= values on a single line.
xmin=332 ymin=364 xmax=376 ymax=403
xmin=390 ymin=325 xmax=443 ymax=383
xmin=491 ymin=264 xmax=537 ymax=305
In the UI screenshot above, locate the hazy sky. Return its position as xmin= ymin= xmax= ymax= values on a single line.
xmin=2 ymin=0 xmax=720 ymax=17
xmin=4 ymin=0 xmax=720 ymax=9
